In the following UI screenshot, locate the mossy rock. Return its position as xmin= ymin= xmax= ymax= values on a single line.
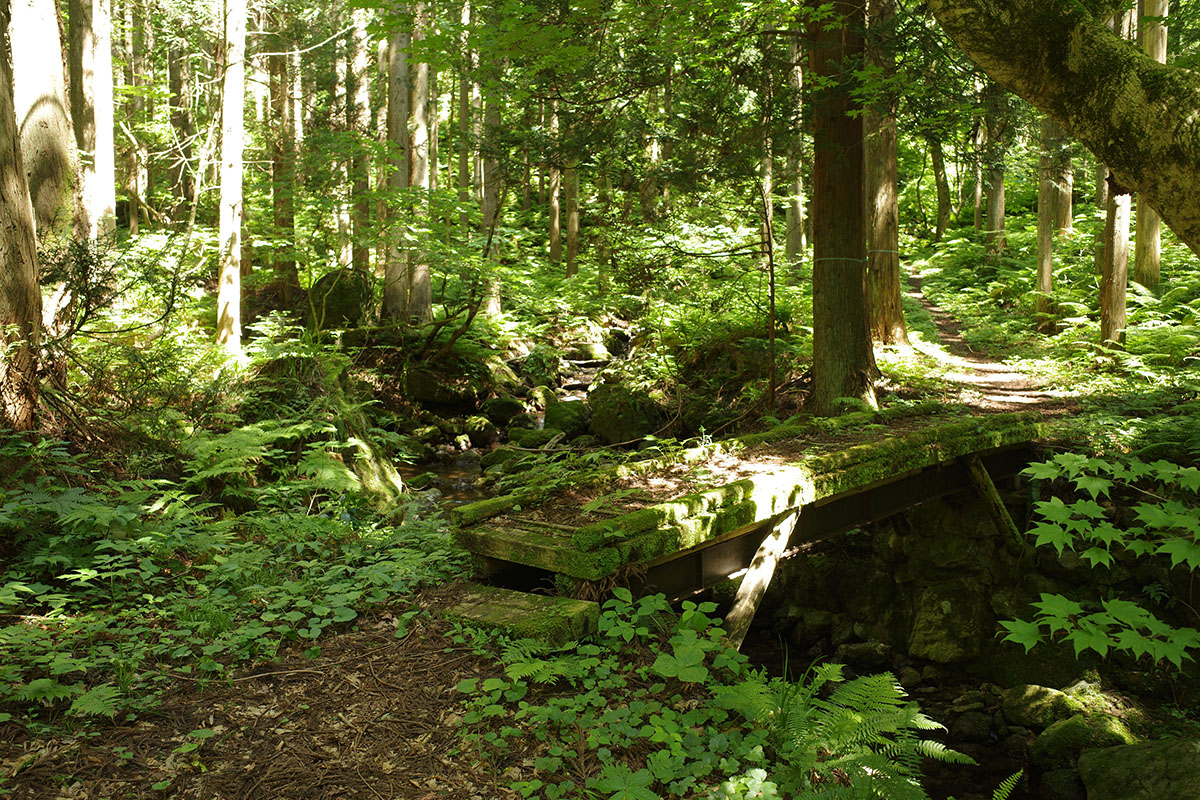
xmin=587 ymin=383 xmax=663 ymax=445
xmin=446 ymin=585 xmax=599 ymax=646
xmin=464 ymin=415 xmax=500 ymax=448
xmin=1001 ymin=685 xmax=1085 ymax=729
xmin=481 ymin=396 xmax=526 ymax=425
xmin=413 ymin=425 xmax=443 ymax=445
xmin=480 ymin=446 xmax=525 ymax=471
xmin=527 ymin=385 xmax=557 ymax=409
xmin=404 ymin=367 xmax=479 ymax=411
xmin=308 ymin=268 xmax=373 ymax=330
xmin=1031 ymin=713 xmax=1137 ymax=769
xmin=545 ymin=399 xmax=590 ymax=438
xmin=520 ymin=345 xmax=564 ymax=387
xmin=484 ymin=355 xmax=522 ymax=393
xmin=1078 ymin=739 xmax=1200 ymax=800
xmin=907 ymin=578 xmax=989 ymax=663
xmin=566 ymin=340 xmax=611 ymax=361
xmin=508 ymin=427 xmax=563 ymax=448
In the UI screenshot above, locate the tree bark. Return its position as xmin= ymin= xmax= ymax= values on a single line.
xmin=1036 ymin=116 xmax=1056 ymax=331
xmin=807 ymin=0 xmax=878 ymax=416
xmin=565 ymin=161 xmax=579 ymax=277
xmin=928 ymin=0 xmax=1200 ymax=257
xmin=785 ymin=37 xmax=806 ymax=268
xmin=11 ymin=0 xmax=79 ymax=244
xmin=865 ymin=0 xmax=908 ymax=347
xmin=383 ymin=30 xmax=410 ymax=320
xmin=1101 ymin=182 xmax=1131 ymax=345
xmin=0 ymin=5 xmax=42 ymax=431
xmin=1133 ymin=0 xmax=1166 ymax=290
xmin=216 ymin=0 xmax=246 ymax=353
xmin=407 ymin=1 xmax=432 ymax=323
xmin=929 ymin=135 xmax=951 ymax=242
xmin=481 ymin=91 xmax=502 ymax=315
xmin=982 ymin=82 xmax=1007 ymax=255
xmin=548 ymin=102 xmax=561 ymax=263
xmin=350 ymin=8 xmax=372 ymax=273
xmin=168 ymin=47 xmax=195 ymax=218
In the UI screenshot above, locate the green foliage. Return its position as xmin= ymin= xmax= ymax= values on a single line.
xmin=455 ymin=591 xmax=970 ymax=799
xmin=1002 ymin=453 xmax=1200 ymax=668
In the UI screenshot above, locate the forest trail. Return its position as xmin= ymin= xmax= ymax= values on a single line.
xmin=905 ymin=270 xmax=1067 ymax=414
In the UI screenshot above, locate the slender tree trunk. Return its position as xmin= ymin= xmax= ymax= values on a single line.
xmin=661 ymin=66 xmax=673 ymax=216
xmin=216 ymin=0 xmax=246 ymax=353
xmin=69 ymin=0 xmax=98 ymax=236
xmin=639 ymin=86 xmax=659 ymax=222
xmin=131 ymin=0 xmax=150 ymax=228
xmin=808 ymin=0 xmax=877 ymax=416
xmin=269 ymin=42 xmax=297 ymax=303
xmin=784 ymin=39 xmax=806 ymax=268
xmin=565 ymin=161 xmax=579 ymax=277
xmin=350 ymin=8 xmax=372 ymax=272
xmin=168 ymin=48 xmax=195 ymax=217
xmin=482 ymin=91 xmax=503 ymax=315
xmin=929 ymin=135 xmax=951 ymax=242
xmin=865 ymin=0 xmax=908 ymax=346
xmin=597 ymin=170 xmax=611 ymax=296
xmin=971 ymin=118 xmax=984 ymax=234
xmin=1093 ymin=161 xmax=1109 ymax=275
xmin=1101 ymin=181 xmax=1131 ymax=345
xmin=11 ymin=0 xmax=79 ymax=243
xmin=983 ymin=82 xmax=1007 ymax=255
xmin=548 ymin=102 xmax=561 ymax=263
xmin=1048 ymin=118 xmax=1073 ymax=233
xmin=334 ymin=24 xmax=352 ymax=268
xmin=457 ymin=0 xmax=471 ymax=228
xmin=1036 ymin=116 xmax=1056 ymax=331
xmin=0 ymin=6 xmax=42 ymax=431
xmin=1134 ymin=0 xmax=1167 ymax=290
xmin=406 ymin=1 xmax=432 ymax=323
xmin=383 ymin=30 xmax=410 ymax=320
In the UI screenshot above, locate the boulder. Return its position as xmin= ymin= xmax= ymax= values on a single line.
xmin=507 ymin=427 xmax=563 ymax=448
xmin=1077 ymin=739 xmax=1200 ymax=800
xmin=951 ymin=710 xmax=993 ymax=743
xmin=308 ymin=268 xmax=373 ymax=329
xmin=520 ymin=346 xmax=563 ymax=387
xmin=907 ymin=579 xmax=989 ymax=663
xmin=527 ymin=385 xmax=556 ymax=409
xmin=481 ymin=396 xmax=526 ymax=425
xmin=480 ymin=446 xmax=524 ymax=472
xmin=464 ymin=416 xmax=500 ymax=449
xmin=834 ymin=641 xmax=893 ymax=671
xmin=566 ymin=340 xmax=611 ymax=361
xmin=544 ymin=398 xmax=590 ymax=438
xmin=404 ymin=367 xmax=479 ymax=411
xmin=1031 ymin=714 xmax=1137 ymax=769
xmin=1038 ymin=769 xmax=1086 ymax=800
xmin=587 ymin=383 xmax=662 ymax=445
xmin=1001 ymin=685 xmax=1084 ymax=729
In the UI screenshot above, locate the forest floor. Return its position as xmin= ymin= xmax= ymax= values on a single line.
xmin=905 ymin=270 xmax=1071 ymax=415
xmin=0 ymin=273 xmax=1077 ymax=800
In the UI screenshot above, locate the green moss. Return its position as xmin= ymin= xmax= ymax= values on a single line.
xmin=446 ymin=585 xmax=600 ymax=645
xmin=451 ymin=494 xmax=524 ymax=527
xmin=455 ymin=526 xmax=620 ymax=579
xmin=1032 ymin=714 xmax=1138 ymax=769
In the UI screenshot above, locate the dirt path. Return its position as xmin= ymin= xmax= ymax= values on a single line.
xmin=905 ymin=271 xmax=1067 ymax=414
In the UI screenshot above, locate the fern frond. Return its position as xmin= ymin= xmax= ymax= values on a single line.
xmin=913 ymin=738 xmax=977 ymax=765
xmin=993 ymin=770 xmax=1024 ymax=800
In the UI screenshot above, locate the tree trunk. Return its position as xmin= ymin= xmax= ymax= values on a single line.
xmin=168 ymin=48 xmax=195 ymax=217
xmin=784 ymin=39 xmax=806 ymax=268
xmin=548 ymin=102 xmax=561 ymax=263
xmin=929 ymin=135 xmax=951 ymax=242
xmin=216 ymin=0 xmax=246 ymax=353
xmin=1134 ymin=0 xmax=1167 ymax=290
xmin=865 ymin=0 xmax=908 ymax=347
xmin=982 ymin=82 xmax=1007 ymax=255
xmin=1101 ymin=182 xmax=1131 ymax=345
xmin=565 ymin=162 xmax=579 ymax=277
xmin=928 ymin=0 xmax=1200 ymax=258
xmin=269 ymin=42 xmax=297 ymax=303
xmin=807 ymin=0 xmax=878 ymax=417
xmin=383 ymin=30 xmax=410 ymax=320
xmin=639 ymin=87 xmax=659 ymax=222
xmin=407 ymin=1 xmax=432 ymax=323
xmin=971 ymin=120 xmax=984 ymax=234
xmin=11 ymin=0 xmax=79 ymax=244
xmin=350 ymin=8 xmax=372 ymax=272
xmin=1036 ymin=116 xmax=1056 ymax=331
xmin=1048 ymin=119 xmax=1073 ymax=233
xmin=0 ymin=7 xmax=42 ymax=431
xmin=482 ymin=92 xmax=503 ymax=315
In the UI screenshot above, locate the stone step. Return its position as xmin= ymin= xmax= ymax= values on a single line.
xmin=445 ymin=585 xmax=599 ymax=645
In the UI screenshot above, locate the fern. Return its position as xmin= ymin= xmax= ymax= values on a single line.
xmin=992 ymin=771 xmax=1023 ymax=800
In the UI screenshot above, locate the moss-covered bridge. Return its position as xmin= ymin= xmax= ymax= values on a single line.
xmin=447 ymin=410 xmax=1047 ymax=644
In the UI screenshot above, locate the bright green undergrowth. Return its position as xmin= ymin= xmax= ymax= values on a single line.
xmin=454 ymin=590 xmax=994 ymax=800
xmin=1001 ymin=451 xmax=1200 ymax=669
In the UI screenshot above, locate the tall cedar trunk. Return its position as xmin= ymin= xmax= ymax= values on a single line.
xmin=565 ymin=162 xmax=579 ymax=277
xmin=69 ymin=0 xmax=99 ymax=235
xmin=971 ymin=120 xmax=983 ymax=234
xmin=807 ymin=0 xmax=878 ymax=416
xmin=481 ymin=91 xmax=502 ymax=315
xmin=661 ymin=66 xmax=673 ymax=215
xmin=168 ymin=48 xmax=195 ymax=216
xmin=929 ymin=135 xmax=951 ymax=241
xmin=407 ymin=1 xmax=432 ymax=323
xmin=350 ymin=9 xmax=372 ymax=272
xmin=1036 ymin=116 xmax=1056 ymax=330
xmin=269 ymin=43 xmax=297 ymax=302
xmin=11 ymin=0 xmax=78 ymax=243
xmin=1048 ymin=118 xmax=1073 ymax=232
xmin=457 ymin=0 xmax=471 ymax=228
xmin=216 ymin=0 xmax=246 ymax=353
xmin=1093 ymin=160 xmax=1108 ymax=275
xmin=0 ymin=5 xmax=42 ymax=431
xmin=1134 ymin=0 xmax=1167 ymax=290
xmin=383 ymin=30 xmax=410 ymax=320
xmin=597 ymin=171 xmax=611 ymax=296
xmin=334 ymin=23 xmax=351 ymax=267
xmin=865 ymin=0 xmax=908 ymax=346
xmin=131 ymin=0 xmax=149 ymax=228
xmin=784 ymin=38 xmax=806 ymax=267
xmin=983 ymin=82 xmax=1007 ymax=255
xmin=373 ymin=38 xmax=388 ymax=270
xmin=1101 ymin=183 xmax=1131 ymax=345
xmin=927 ymin=0 xmax=1200 ymax=257
xmin=91 ymin=0 xmax=115 ymax=234
xmin=548 ymin=102 xmax=561 ymax=263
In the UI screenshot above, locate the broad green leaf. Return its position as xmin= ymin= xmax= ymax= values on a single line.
xmin=998 ymin=619 xmax=1043 ymax=653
